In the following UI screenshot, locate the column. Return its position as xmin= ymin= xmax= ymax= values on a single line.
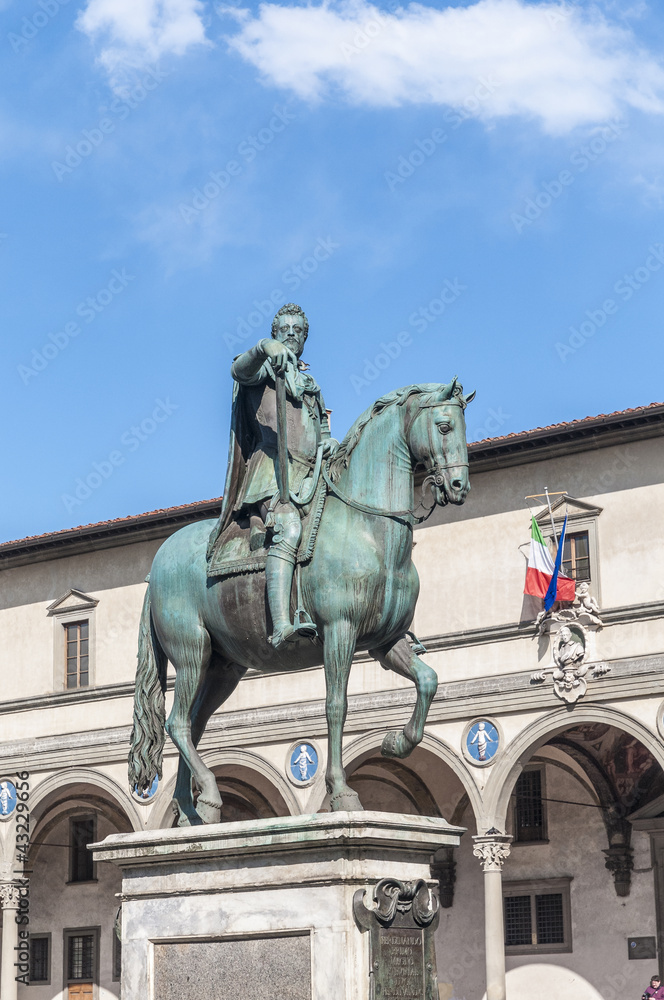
xmin=0 ymin=882 xmax=22 ymax=1000
xmin=473 ymin=832 xmax=512 ymax=1000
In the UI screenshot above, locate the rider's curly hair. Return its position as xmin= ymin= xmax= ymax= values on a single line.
xmin=271 ymin=303 xmax=309 ymax=339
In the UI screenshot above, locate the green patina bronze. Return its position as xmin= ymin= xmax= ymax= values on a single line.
xmin=129 ymin=304 xmax=474 ymax=826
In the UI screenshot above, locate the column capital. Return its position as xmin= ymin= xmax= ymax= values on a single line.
xmin=472 ymin=832 xmax=512 ymax=873
xmin=0 ymin=882 xmax=23 ymax=909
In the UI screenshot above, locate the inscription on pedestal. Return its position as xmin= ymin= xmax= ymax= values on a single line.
xmin=153 ymin=933 xmax=311 ymax=1000
xmin=378 ymin=927 xmax=424 ymax=998
xmin=354 ymin=879 xmax=439 ymax=1000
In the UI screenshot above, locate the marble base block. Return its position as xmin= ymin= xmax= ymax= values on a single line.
xmin=92 ymin=811 xmax=464 ymax=1000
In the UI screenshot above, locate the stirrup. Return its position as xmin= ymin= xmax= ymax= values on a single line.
xmin=270 ymin=616 xmax=318 ymax=651
xmin=294 ymin=606 xmax=318 ymax=639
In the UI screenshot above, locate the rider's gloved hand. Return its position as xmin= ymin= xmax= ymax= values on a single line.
xmin=260 ymin=338 xmax=297 ymax=373
xmin=323 ymin=438 xmax=339 ymax=457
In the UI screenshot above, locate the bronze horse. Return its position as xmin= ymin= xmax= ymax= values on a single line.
xmin=129 ymin=380 xmax=474 ymax=825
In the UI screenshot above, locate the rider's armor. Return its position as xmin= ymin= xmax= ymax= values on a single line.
xmin=210 ymin=342 xmax=332 ymax=650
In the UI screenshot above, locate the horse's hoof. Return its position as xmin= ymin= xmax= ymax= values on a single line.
xmin=330 ymin=789 xmax=363 ymax=812
xmin=171 ymin=799 xmax=190 ymax=827
xmin=195 ymin=795 xmax=222 ymax=824
xmin=381 ymin=730 xmax=415 ymax=759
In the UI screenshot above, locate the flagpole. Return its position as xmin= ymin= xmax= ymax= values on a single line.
xmin=544 ymin=486 xmax=558 ymax=546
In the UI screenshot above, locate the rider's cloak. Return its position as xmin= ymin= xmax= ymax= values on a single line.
xmin=206 ymin=357 xmax=330 ymax=564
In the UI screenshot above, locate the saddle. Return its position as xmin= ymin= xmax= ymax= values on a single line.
xmin=206 ymin=477 xmax=327 ymax=579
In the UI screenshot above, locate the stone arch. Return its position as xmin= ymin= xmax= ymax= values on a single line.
xmin=150 ymin=749 xmax=299 ymax=828
xmin=27 ymin=768 xmax=141 ymax=866
xmin=29 ymin=768 xmax=142 ymax=832
xmin=339 ymin=730 xmax=483 ymax=827
xmin=483 ymin=704 xmax=664 ymax=832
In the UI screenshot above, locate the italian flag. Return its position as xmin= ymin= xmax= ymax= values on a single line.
xmin=524 ymin=516 xmax=575 ymax=605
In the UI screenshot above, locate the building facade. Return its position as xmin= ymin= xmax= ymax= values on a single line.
xmin=0 ymin=401 xmax=663 ymax=1000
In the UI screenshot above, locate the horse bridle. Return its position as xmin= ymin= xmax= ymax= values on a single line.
xmin=322 ymin=398 xmax=468 ymax=526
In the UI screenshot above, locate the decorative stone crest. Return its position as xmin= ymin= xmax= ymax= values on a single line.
xmin=472 ymin=831 xmax=512 ymax=872
xmin=532 ymin=586 xmax=609 ymax=703
xmin=531 ymin=622 xmax=611 ymax=703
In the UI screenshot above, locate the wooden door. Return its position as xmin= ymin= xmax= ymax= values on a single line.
xmin=68 ymin=983 xmax=93 ymax=998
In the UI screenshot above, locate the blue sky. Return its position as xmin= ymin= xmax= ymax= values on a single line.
xmin=2 ymin=0 xmax=664 ymax=543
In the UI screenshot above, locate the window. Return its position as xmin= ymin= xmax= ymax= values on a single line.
xmin=514 ymin=767 xmax=547 ymax=843
xmin=69 ymin=818 xmax=95 ymax=883
xmin=47 ymin=589 xmax=98 ymax=692
xmin=503 ymin=879 xmax=572 ymax=954
xmin=562 ymin=531 xmax=591 ymax=582
xmin=63 ymin=927 xmax=99 ymax=991
xmin=534 ymin=496 xmax=602 ymax=603
xmin=30 ymin=934 xmax=51 ymax=984
xmin=112 ymin=930 xmax=122 ymax=981
xmin=65 ymin=620 xmax=89 ymax=689
xmin=68 ymin=934 xmax=94 ymax=979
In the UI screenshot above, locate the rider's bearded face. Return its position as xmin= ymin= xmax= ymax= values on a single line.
xmin=274 ymin=314 xmax=306 ymax=357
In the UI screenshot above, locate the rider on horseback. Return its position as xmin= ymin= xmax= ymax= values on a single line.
xmin=207 ymin=304 xmax=338 ymax=650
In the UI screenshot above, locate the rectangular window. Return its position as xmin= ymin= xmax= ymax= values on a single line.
xmin=562 ymin=531 xmax=591 ymax=582
xmin=504 ymin=895 xmax=532 ymax=946
xmin=30 ymin=935 xmax=51 ymax=983
xmin=536 ymin=893 xmax=565 ymax=945
xmin=65 ymin=620 xmax=89 ymax=689
xmin=63 ymin=927 xmax=99 ymax=993
xmin=112 ymin=930 xmax=122 ymax=981
xmin=504 ymin=879 xmax=572 ymax=954
xmin=68 ymin=934 xmax=94 ymax=980
xmin=514 ymin=768 xmax=546 ymax=843
xmin=69 ymin=818 xmax=95 ymax=883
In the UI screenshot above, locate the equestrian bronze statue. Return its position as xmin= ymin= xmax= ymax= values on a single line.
xmin=129 ymin=303 xmax=475 ymax=826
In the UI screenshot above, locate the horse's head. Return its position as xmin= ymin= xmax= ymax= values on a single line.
xmin=405 ymin=378 xmax=475 ymax=507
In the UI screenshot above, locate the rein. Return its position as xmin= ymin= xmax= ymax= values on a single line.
xmin=323 ymin=397 xmax=468 ymax=526
xmin=322 ymin=460 xmax=468 ymax=526
xmin=322 ymin=462 xmax=432 ymax=526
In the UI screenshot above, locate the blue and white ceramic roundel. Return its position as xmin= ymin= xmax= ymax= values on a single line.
xmin=134 ymin=775 xmax=159 ymax=801
xmin=0 ymin=780 xmax=17 ymax=818
xmin=466 ymin=721 xmax=499 ymax=764
xmin=289 ymin=743 xmax=318 ymax=783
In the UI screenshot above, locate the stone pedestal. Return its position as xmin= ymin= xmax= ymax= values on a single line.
xmin=92 ymin=811 xmax=464 ymax=1000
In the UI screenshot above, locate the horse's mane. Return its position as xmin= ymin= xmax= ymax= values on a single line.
xmin=328 ymin=381 xmax=463 ymax=482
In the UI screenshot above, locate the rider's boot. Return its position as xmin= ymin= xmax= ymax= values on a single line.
xmin=266 ymin=506 xmax=317 ymax=650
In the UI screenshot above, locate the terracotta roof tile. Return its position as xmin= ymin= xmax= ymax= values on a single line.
xmin=469 ymin=401 xmax=664 ymax=449
xmin=0 ymin=497 xmax=222 ymax=550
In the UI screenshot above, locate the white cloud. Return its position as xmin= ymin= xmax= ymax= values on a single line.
xmin=223 ymin=0 xmax=664 ymax=134
xmin=77 ymin=0 xmax=209 ymax=82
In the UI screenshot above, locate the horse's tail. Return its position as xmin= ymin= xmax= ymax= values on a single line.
xmin=128 ymin=584 xmax=167 ymax=793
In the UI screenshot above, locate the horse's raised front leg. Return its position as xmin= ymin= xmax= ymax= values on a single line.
xmin=370 ymin=636 xmax=438 ymax=759
xmin=172 ymin=656 xmax=245 ymax=827
xmin=324 ymin=620 xmax=363 ymax=811
xmin=165 ymin=627 xmax=223 ymax=825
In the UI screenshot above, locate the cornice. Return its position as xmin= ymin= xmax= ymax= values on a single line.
xmin=0 ymin=652 xmax=662 ymax=774
xmin=466 ymin=403 xmax=664 ymax=474
xmin=0 ymin=600 xmax=660 ymax=719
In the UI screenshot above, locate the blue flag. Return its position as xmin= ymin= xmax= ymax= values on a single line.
xmin=544 ymin=514 xmax=568 ymax=611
